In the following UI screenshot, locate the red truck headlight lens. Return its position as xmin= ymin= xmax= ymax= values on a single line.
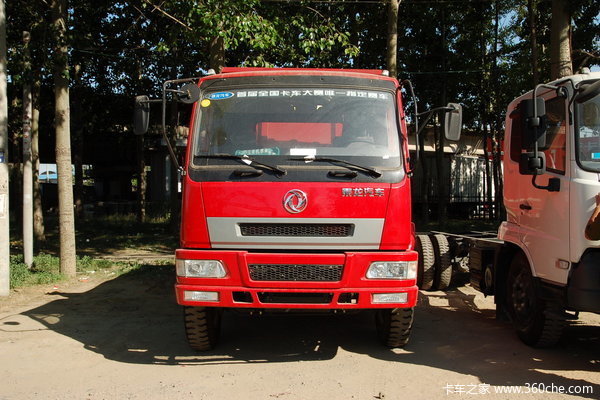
xmin=366 ymin=261 xmax=417 ymax=280
xmin=176 ymin=259 xmax=227 ymax=278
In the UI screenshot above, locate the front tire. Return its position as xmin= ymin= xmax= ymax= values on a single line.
xmin=184 ymin=306 xmax=222 ymax=351
xmin=506 ymin=254 xmax=564 ymax=347
xmin=375 ymin=307 xmax=414 ymax=348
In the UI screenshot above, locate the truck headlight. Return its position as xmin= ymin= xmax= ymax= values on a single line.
xmin=366 ymin=261 xmax=417 ymax=280
xmin=176 ymin=259 xmax=227 ymax=278
xmin=372 ymin=292 xmax=408 ymax=304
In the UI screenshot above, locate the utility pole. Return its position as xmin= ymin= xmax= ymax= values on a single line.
xmin=23 ymin=31 xmax=34 ymax=268
xmin=0 ymin=0 xmax=10 ymax=296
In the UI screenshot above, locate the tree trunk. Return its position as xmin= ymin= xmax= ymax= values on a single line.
xmin=136 ymin=134 xmax=146 ymax=223
xmin=437 ymin=9 xmax=448 ymax=224
xmin=550 ymin=0 xmax=572 ymax=79
xmin=32 ymin=73 xmax=45 ymax=242
xmin=209 ymin=36 xmax=225 ymax=73
xmin=527 ymin=0 xmax=540 ymax=85
xmin=0 ymin=0 xmax=10 ymax=297
xmin=52 ymin=0 xmax=77 ymax=277
xmin=386 ymin=0 xmax=400 ymax=76
xmin=22 ymin=31 xmax=33 ymax=268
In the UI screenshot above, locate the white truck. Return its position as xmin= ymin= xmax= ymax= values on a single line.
xmin=418 ymin=69 xmax=600 ymax=347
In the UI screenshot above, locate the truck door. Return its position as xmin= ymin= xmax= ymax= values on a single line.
xmin=513 ymin=95 xmax=571 ymax=285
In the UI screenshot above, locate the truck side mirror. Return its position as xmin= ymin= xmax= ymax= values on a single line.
xmin=177 ymin=83 xmax=201 ymax=104
xmin=134 ymin=95 xmax=150 ymax=135
xmin=444 ymin=103 xmax=462 ymax=141
xmin=521 ymin=98 xmax=547 ymax=150
xmin=519 ymin=151 xmax=546 ymax=175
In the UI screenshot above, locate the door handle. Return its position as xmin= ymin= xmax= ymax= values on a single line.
xmin=519 ymin=204 xmax=532 ymax=210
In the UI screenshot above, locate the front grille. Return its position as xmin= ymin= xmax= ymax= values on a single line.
xmin=239 ymin=223 xmax=354 ymax=237
xmin=249 ymin=264 xmax=343 ymax=282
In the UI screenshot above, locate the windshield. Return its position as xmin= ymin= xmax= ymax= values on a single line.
xmin=576 ymin=80 xmax=600 ymax=171
xmin=191 ymin=85 xmax=402 ymax=176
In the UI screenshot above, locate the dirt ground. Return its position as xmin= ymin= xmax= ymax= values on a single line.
xmin=1 ymin=265 xmax=598 ymax=400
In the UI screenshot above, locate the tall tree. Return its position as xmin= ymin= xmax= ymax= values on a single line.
xmin=22 ymin=31 xmax=33 ymax=267
xmin=32 ymin=72 xmax=45 ymax=241
xmin=0 ymin=0 xmax=9 ymax=296
xmin=527 ymin=0 xmax=540 ymax=85
xmin=51 ymin=0 xmax=76 ymax=277
xmin=387 ymin=0 xmax=400 ymax=76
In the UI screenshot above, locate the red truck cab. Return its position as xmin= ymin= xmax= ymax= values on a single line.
xmin=169 ymin=68 xmax=418 ymax=350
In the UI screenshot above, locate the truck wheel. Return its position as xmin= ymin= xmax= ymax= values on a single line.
xmin=506 ymin=254 xmax=565 ymax=347
xmin=375 ymin=307 xmax=414 ymax=348
xmin=416 ymin=234 xmax=435 ymax=290
xmin=184 ymin=306 xmax=222 ymax=351
xmin=431 ymin=234 xmax=452 ymax=290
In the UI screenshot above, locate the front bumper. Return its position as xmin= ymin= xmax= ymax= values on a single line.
xmin=175 ymin=249 xmax=418 ymax=309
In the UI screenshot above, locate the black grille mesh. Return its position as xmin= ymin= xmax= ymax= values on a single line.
xmin=249 ymin=264 xmax=343 ymax=282
xmin=240 ymin=223 xmax=353 ymax=237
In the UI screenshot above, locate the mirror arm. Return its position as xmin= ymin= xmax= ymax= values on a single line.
xmin=532 ymin=175 xmax=560 ymax=192
xmin=416 ymin=105 xmax=454 ymax=136
xmin=159 ymin=77 xmax=204 ymax=175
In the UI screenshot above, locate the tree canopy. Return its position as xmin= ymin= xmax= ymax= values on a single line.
xmin=3 ymin=0 xmax=599 ymax=161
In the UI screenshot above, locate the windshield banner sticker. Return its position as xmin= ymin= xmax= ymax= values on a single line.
xmin=207 ymin=89 xmax=390 ymax=100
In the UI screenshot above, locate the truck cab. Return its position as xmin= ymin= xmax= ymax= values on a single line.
xmin=174 ymin=68 xmax=418 ymax=350
xmin=498 ymin=70 xmax=600 ymax=345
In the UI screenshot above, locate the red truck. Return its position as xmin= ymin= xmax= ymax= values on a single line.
xmin=134 ymin=67 xmax=461 ymax=350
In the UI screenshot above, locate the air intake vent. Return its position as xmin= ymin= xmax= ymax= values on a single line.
xmin=249 ymin=264 xmax=343 ymax=282
xmin=240 ymin=223 xmax=354 ymax=237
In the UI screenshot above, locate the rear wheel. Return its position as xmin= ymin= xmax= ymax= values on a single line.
xmin=416 ymin=234 xmax=435 ymax=290
xmin=431 ymin=234 xmax=452 ymax=290
xmin=506 ymin=254 xmax=564 ymax=347
xmin=375 ymin=307 xmax=414 ymax=348
xmin=184 ymin=306 xmax=222 ymax=351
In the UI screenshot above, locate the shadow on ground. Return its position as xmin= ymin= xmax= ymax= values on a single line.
xmin=2 ymin=266 xmax=598 ymax=398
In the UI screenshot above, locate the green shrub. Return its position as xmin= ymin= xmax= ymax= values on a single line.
xmin=9 ymin=254 xmax=63 ymax=288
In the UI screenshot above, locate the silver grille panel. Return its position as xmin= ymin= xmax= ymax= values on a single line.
xmin=249 ymin=264 xmax=343 ymax=282
xmin=207 ymin=217 xmax=384 ymax=250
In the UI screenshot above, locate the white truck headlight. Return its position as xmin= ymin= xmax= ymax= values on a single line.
xmin=366 ymin=261 xmax=417 ymax=280
xmin=176 ymin=259 xmax=227 ymax=278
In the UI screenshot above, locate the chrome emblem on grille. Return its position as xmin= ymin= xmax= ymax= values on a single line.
xmin=283 ymin=189 xmax=308 ymax=213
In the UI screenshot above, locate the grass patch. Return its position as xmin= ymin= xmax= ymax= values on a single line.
xmin=7 ymin=253 xmax=170 ymax=289
xmin=10 ymin=254 xmax=64 ymax=288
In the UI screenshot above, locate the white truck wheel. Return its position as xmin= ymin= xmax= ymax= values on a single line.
xmin=506 ymin=253 xmax=565 ymax=347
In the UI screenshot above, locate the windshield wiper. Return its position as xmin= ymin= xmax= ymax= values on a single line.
xmin=289 ymin=156 xmax=382 ymax=178
xmin=198 ymin=154 xmax=287 ymax=176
